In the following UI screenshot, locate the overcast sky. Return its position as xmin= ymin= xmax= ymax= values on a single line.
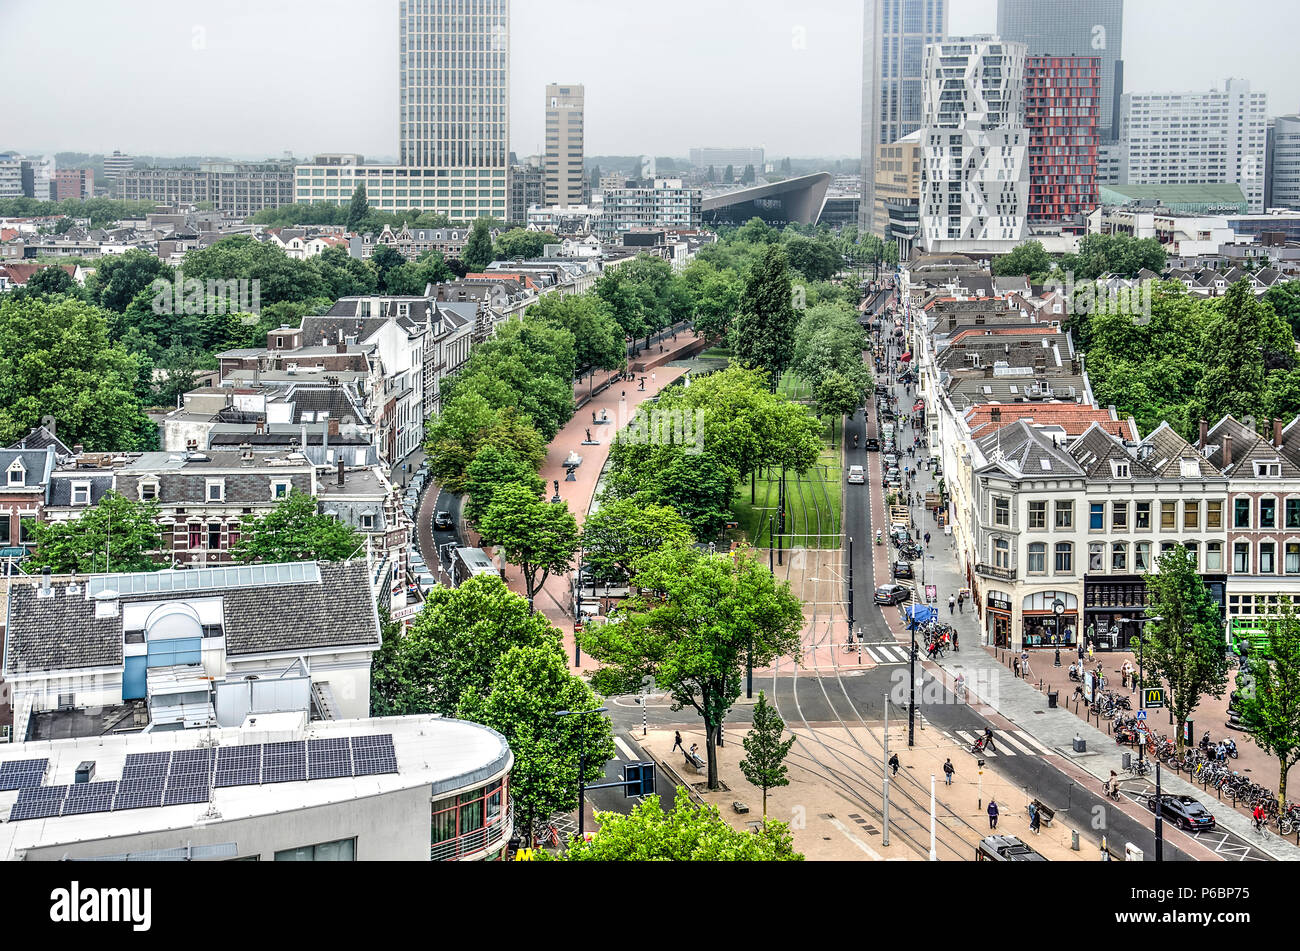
xmin=2 ymin=0 xmax=1298 ymax=161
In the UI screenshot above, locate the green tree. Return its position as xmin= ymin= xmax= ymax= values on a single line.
xmin=580 ymin=499 xmax=693 ymax=584
xmin=477 ymin=482 xmax=581 ymax=607
xmin=27 ymin=492 xmax=164 ymax=574
xmin=680 ymin=259 xmax=742 ymax=341
xmin=179 ymin=235 xmax=325 ymax=306
xmin=14 ymin=265 xmax=81 ymax=301
xmin=1237 ymin=605 xmax=1300 ymax=812
xmin=368 ymin=244 xmax=408 ymax=293
xmin=527 ymin=292 xmax=625 ymax=374
xmin=1141 ymin=544 xmax=1231 ymax=754
xmin=741 ymin=164 xmax=756 ymax=184
xmin=312 ymin=245 xmax=378 ymax=299
xmin=345 ymin=184 xmax=369 ymax=233
xmin=230 ymin=492 xmax=363 ymax=564
xmin=461 ymin=218 xmax=495 ymax=272
xmin=0 ymin=295 xmax=151 ymax=450
xmin=992 ymin=241 xmax=1053 ymax=279
xmin=457 ymin=643 xmax=615 ymax=842
xmin=739 ymin=691 xmax=795 ymax=819
xmin=1264 ymin=281 xmax=1300 ymax=339
xmin=782 ymin=235 xmax=842 ymax=282
xmin=580 ymin=545 xmax=803 ymax=789
xmin=424 ymin=393 xmax=546 ymax=492
xmin=85 ymin=250 xmax=173 ymax=313
xmin=812 ymin=367 xmax=870 ymax=444
xmin=1192 ymin=280 xmax=1295 ymax=427
xmin=724 ymin=164 xmax=735 ymax=184
xmin=371 ymin=574 xmax=562 ymax=717
xmin=462 ymin=443 xmax=546 ymax=524
xmin=732 ymin=244 xmax=797 ymax=391
xmin=561 ymin=786 xmax=802 ymax=860
xmin=601 ymin=439 xmax=739 ymax=539
xmin=493 ymin=228 xmax=557 ymax=261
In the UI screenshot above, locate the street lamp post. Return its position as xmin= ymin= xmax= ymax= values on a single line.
xmin=555 ymin=706 xmax=609 ymax=839
xmin=908 ymin=615 xmax=918 ymax=748
xmin=1124 ymin=615 xmax=1163 ymax=761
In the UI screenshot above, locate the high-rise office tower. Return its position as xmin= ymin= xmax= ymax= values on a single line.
xmin=918 ymin=37 xmax=1029 ymax=253
xmin=996 ymin=0 xmax=1123 ymax=143
xmin=1024 ymin=56 xmax=1100 ymax=222
xmin=544 ymin=84 xmax=585 ymax=208
xmin=859 ymin=0 xmax=948 ymax=234
xmin=399 ymin=0 xmax=509 ymax=170
xmin=298 ymin=0 xmax=510 ymax=221
xmin=1269 ymin=115 xmax=1300 ymax=212
xmin=1121 ymin=79 xmax=1268 ymax=213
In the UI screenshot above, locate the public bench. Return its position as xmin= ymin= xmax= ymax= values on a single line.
xmin=1029 ymin=799 xmax=1055 ymax=827
xmin=684 ymin=750 xmax=706 ymax=773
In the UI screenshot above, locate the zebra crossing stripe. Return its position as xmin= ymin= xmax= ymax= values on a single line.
xmin=997 ymin=732 xmax=1036 ymax=755
xmin=1011 ymin=731 xmax=1057 ymax=756
xmin=955 ymin=731 xmax=997 ymax=756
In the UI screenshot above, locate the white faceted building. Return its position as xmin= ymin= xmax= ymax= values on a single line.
xmin=919 ymin=37 xmax=1030 ymax=254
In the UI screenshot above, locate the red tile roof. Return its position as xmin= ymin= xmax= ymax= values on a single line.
xmin=0 ymin=263 xmax=77 ymax=286
xmin=465 ymin=272 xmax=537 ymax=290
xmin=965 ymin=403 xmax=1137 ymax=441
xmin=0 ymin=229 xmax=18 ymax=243
xmin=948 ymin=326 xmax=1058 ymax=345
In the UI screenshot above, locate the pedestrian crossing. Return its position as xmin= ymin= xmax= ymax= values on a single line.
xmin=950 ymin=729 xmax=1057 ymax=757
xmin=859 ymin=642 xmax=911 ymax=665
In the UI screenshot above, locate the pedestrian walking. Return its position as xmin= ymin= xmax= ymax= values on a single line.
xmin=671 ymin=731 xmax=684 ymax=753
xmin=1121 ymin=667 xmax=1129 ymax=689
xmin=924 ymin=531 xmax=931 ymax=546
xmin=982 ymin=727 xmax=998 ymax=752
xmin=1087 ymin=642 xmax=1095 ymax=662
xmin=957 ymin=592 xmax=964 ymax=613
xmin=1077 ymin=642 xmax=1085 ymax=663
xmin=949 ymin=594 xmax=956 ymax=615
xmin=1020 ymin=650 xmax=1033 ymax=679
xmin=889 ymin=753 xmax=900 ymax=777
xmin=651 ymin=371 xmax=657 ymax=385
xmin=943 ymin=758 xmax=954 ymax=785
xmin=1012 ymin=657 xmax=1021 ymax=678
xmin=988 ymin=799 xmax=999 ymax=830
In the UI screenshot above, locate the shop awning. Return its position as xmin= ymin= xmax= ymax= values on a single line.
xmin=900 ymin=352 xmax=913 ymax=363
xmin=904 ymin=604 xmax=938 ymax=625
xmin=912 ymin=401 xmax=925 ymax=413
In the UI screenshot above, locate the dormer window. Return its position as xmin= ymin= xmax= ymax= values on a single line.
xmin=140 ymin=481 xmax=158 ymax=502
xmin=71 ymin=482 xmax=91 ymax=506
xmin=7 ymin=461 xmax=24 ymax=486
xmin=272 ymin=480 xmax=291 ymax=500
xmin=1112 ymin=461 xmax=1131 ymax=479
xmin=1256 ymin=461 xmax=1282 ymax=478
xmin=1179 ymin=459 xmax=1200 ymax=479
xmin=206 ymin=479 xmax=225 ymax=502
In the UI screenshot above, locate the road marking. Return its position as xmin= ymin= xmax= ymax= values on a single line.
xmin=998 ymin=732 xmax=1037 ymax=755
xmin=955 ymin=731 xmax=997 ymax=756
xmin=826 ymin=814 xmax=892 ymax=860
xmin=613 ymin=736 xmax=637 ymax=761
xmin=1011 ymin=730 xmax=1058 ymax=756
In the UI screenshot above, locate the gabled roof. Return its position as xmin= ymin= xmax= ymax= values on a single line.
xmin=0 ymin=263 xmax=76 ymax=286
xmin=1146 ymin=421 xmax=1223 ymax=478
xmin=8 ymin=425 xmax=72 ymax=458
xmin=1203 ymin=415 xmax=1300 ymax=478
xmin=1067 ymin=422 xmax=1152 ymax=481
xmin=0 ymin=448 xmax=55 ymax=489
xmin=965 ymin=403 xmax=1136 ymax=441
xmin=974 ymin=419 xmax=1085 ymax=480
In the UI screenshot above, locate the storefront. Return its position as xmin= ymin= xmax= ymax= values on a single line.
xmin=1083 ymin=577 xmax=1148 ymax=651
xmin=1021 ymin=590 xmax=1079 ymax=649
xmin=987 ymin=591 xmax=1012 ymax=648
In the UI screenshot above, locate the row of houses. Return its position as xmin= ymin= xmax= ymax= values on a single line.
xmin=907 ymin=253 xmax=1300 ymax=650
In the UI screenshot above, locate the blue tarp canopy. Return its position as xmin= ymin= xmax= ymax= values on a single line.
xmin=904 ymin=604 xmax=937 ymax=625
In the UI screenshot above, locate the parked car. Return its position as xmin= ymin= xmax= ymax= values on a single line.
xmin=863 ymin=438 xmax=880 ymax=452
xmin=847 ymin=465 xmax=866 ymax=485
xmin=433 ymin=511 xmax=454 ymax=531
xmin=874 ymin=584 xmax=912 ymax=606
xmin=1145 ymin=794 xmax=1215 ymax=831
xmin=883 ymin=452 xmax=899 ymax=468
xmin=893 ymin=561 xmax=914 ymax=580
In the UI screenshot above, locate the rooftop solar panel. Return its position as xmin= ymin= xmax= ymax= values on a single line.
xmin=169 ymin=748 xmax=215 ymax=776
xmin=213 ymin=744 xmax=262 ymax=788
xmin=351 ymin=735 xmax=397 ymax=776
xmin=62 ymin=782 xmax=119 ymax=817
xmin=308 ymin=738 xmax=353 ymax=780
xmin=262 ymin=741 xmax=307 ymax=784
xmin=0 ymin=758 xmax=49 ymax=791
xmin=162 ymin=783 xmax=210 ymax=807
xmin=122 ymin=751 xmax=172 ymax=779
xmin=9 ymin=785 xmax=69 ymax=821
xmin=113 ymin=778 xmax=165 ymax=811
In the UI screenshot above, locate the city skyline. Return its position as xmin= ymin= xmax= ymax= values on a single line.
xmin=1 ymin=0 xmax=1299 ymax=161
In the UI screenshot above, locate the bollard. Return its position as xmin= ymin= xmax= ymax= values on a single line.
xmin=1071 ymin=829 xmax=1080 ymax=851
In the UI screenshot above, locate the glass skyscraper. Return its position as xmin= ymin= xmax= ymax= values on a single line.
xmin=996 ymin=0 xmax=1124 ymax=142
xmin=859 ymin=0 xmax=948 ymax=233
xmin=399 ymin=0 xmax=510 ymax=170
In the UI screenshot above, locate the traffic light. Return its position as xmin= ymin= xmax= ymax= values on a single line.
xmin=624 ymin=761 xmax=656 ymax=798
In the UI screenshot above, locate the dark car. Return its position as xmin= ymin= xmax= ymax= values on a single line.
xmin=1145 ymin=794 xmax=1216 ymax=831
xmin=892 ymin=561 xmax=914 ymax=580
xmin=875 ymin=584 xmax=912 ymax=606
xmin=863 ymin=437 xmax=880 ymax=452
xmin=433 ymin=511 xmax=454 ymax=531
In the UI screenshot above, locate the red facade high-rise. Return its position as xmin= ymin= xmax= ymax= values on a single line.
xmin=1024 ymin=56 xmax=1100 ymax=224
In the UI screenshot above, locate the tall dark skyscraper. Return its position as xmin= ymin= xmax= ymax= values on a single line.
xmin=859 ymin=0 xmax=948 ymax=233
xmin=996 ymin=0 xmax=1124 ymax=142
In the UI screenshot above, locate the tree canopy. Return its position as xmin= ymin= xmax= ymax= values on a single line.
xmin=26 ymin=492 xmax=164 ymax=574
xmin=229 ymin=492 xmax=363 ymax=564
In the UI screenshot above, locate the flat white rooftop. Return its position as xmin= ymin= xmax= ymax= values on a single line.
xmin=0 ymin=715 xmax=510 ymax=859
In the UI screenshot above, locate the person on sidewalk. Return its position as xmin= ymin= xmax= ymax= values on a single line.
xmin=924 ymin=531 xmax=931 ymax=546
xmin=1020 ymin=650 xmax=1033 ymax=679
xmin=889 ymin=753 xmax=900 ymax=777
xmin=957 ymin=592 xmax=964 ymax=613
xmin=671 ymin=731 xmax=684 ymax=753
xmin=1029 ymin=802 xmax=1041 ymax=835
xmin=988 ymin=799 xmax=999 ymax=830
xmin=943 ymin=758 xmax=954 ymax=785
xmin=949 ymin=594 xmax=956 ymax=615
xmin=1012 ymin=657 xmax=1021 ymax=678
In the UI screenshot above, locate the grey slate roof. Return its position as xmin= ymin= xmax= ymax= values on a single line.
xmin=6 ymin=583 xmax=124 ymax=673
xmin=975 ymin=419 xmax=1084 ymax=479
xmin=47 ymin=474 xmax=115 ymax=507
xmin=8 ymin=425 xmax=72 ymax=457
xmin=0 ymin=448 xmax=54 ymax=489
xmin=4 ymin=561 xmax=380 ymax=674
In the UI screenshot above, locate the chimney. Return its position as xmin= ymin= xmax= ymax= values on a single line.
xmin=255 ymin=417 xmax=265 ymax=435
xmin=300 ymin=424 xmax=308 ymax=452
xmin=1222 ymin=433 xmax=1233 ymax=468
xmin=1274 ymin=418 xmax=1283 ymax=449
xmin=336 ymin=341 xmax=347 ymax=354
xmin=73 ymin=444 xmax=85 ymax=455
xmin=337 ymin=459 xmax=345 ymax=487
xmin=1198 ymin=418 xmax=1208 ymax=449
xmin=328 ymin=418 xmax=339 ymax=437
xmin=322 ymin=420 xmax=329 ymax=457
xmin=41 ymin=565 xmax=51 ymax=596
